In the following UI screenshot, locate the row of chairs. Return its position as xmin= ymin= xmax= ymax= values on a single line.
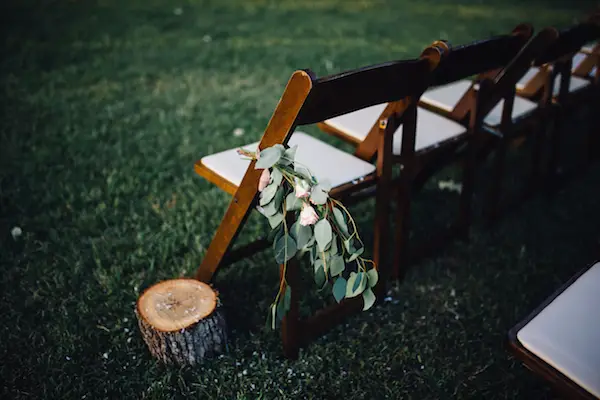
xmin=192 ymin=11 xmax=600 ymax=373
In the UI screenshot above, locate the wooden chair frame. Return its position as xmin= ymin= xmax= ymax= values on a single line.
xmin=317 ymin=25 xmax=538 ymax=278
xmin=194 ymin=45 xmax=445 ymax=358
xmin=505 ymin=18 xmax=600 ymax=202
xmin=508 ymin=261 xmax=599 ymax=400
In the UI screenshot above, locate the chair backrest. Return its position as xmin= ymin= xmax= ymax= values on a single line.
xmin=535 ymin=18 xmax=600 ymax=66
xmin=430 ymin=24 xmax=533 ymax=87
xmin=477 ymin=27 xmax=559 ymax=119
xmin=255 ymin=44 xmax=446 ymax=153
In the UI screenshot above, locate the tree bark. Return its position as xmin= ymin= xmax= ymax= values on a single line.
xmin=135 ymin=278 xmax=227 ymax=366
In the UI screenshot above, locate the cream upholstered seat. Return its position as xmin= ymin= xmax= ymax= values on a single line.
xmin=516 ymin=66 xmax=592 ymax=94
xmin=572 ymin=51 xmax=598 ymax=78
xmin=199 ymin=132 xmax=376 ymax=189
xmin=421 ymin=80 xmax=538 ymax=127
xmin=324 ymin=106 xmax=466 ymax=155
xmin=516 ymin=262 xmax=600 ymax=398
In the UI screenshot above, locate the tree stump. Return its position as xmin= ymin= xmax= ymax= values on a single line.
xmin=135 ymin=278 xmax=227 ymax=366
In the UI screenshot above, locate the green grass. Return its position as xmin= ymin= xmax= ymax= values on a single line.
xmin=1 ymin=0 xmax=599 ymax=398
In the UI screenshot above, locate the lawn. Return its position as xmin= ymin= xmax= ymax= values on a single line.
xmin=1 ymin=0 xmax=599 ymax=398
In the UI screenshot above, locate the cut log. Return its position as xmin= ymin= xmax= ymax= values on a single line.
xmin=136 ymin=278 xmax=227 ymax=366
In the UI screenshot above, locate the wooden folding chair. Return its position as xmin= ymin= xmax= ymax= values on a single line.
xmin=508 ymin=261 xmax=600 ymax=399
xmin=317 ymin=25 xmax=540 ymax=278
xmin=514 ymin=18 xmax=600 ymax=191
xmin=193 ymin=44 xmax=446 ymax=358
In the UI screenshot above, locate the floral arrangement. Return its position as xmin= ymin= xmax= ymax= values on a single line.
xmin=237 ymin=144 xmax=379 ymax=329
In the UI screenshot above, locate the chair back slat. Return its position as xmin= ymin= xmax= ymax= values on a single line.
xmin=536 ymin=21 xmax=600 ymax=65
xmin=431 ymin=25 xmax=533 ymax=87
xmin=295 ymin=58 xmax=434 ymax=125
xmin=480 ymin=28 xmax=559 ymax=116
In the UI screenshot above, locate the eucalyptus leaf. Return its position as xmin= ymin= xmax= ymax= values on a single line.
xmin=255 ymin=145 xmax=284 ymax=169
xmin=347 ymin=246 xmax=365 ymax=262
xmin=314 ymin=265 xmax=326 ymax=288
xmin=267 ymin=212 xmax=283 ymax=229
xmin=346 ymin=272 xmax=359 ymax=298
xmin=344 ymin=238 xmax=356 ymax=254
xmin=333 ymin=277 xmax=347 ymax=303
xmin=271 ymin=303 xmax=277 ymax=330
xmin=314 ymin=219 xmax=332 ymax=252
xmin=274 ymin=235 xmax=297 ymax=264
xmin=269 ymin=223 xmax=284 ymax=244
xmin=329 ymin=235 xmax=339 ymax=254
xmin=261 ymin=199 xmax=280 ymax=216
xmin=270 ymin=168 xmax=283 ymax=186
xmin=285 ymin=192 xmax=303 ymax=211
xmin=362 ymin=287 xmax=376 ymax=311
xmin=309 ymin=184 xmax=329 ymax=205
xmin=313 ymin=258 xmax=324 ymax=274
xmin=273 ymin=186 xmax=285 ymax=209
xmin=290 ymin=222 xmax=312 ymax=249
xmin=259 ymin=183 xmax=278 ymax=206
xmin=352 ymin=271 xmax=363 ymax=293
xmin=330 ymin=255 xmax=345 ymax=277
xmin=367 ymin=268 xmax=379 ymax=288
xmin=283 ymin=145 xmax=297 ymax=163
xmin=283 ymin=286 xmax=292 ymax=314
xmin=332 ymin=207 xmax=349 ymax=236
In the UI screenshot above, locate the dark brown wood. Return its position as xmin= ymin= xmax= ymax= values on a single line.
xmin=508 ymin=262 xmax=599 ymax=400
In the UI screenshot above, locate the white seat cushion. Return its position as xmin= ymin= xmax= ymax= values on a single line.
xmin=572 ymin=52 xmax=598 ymax=79
xmin=516 ymin=66 xmax=592 ymax=95
xmin=324 ymin=106 xmax=466 ymax=155
xmin=421 ymin=80 xmax=537 ymax=127
xmin=200 ymin=132 xmax=376 ymax=188
xmin=517 ymin=262 xmax=600 ymax=397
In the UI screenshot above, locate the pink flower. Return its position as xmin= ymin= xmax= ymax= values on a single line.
xmin=299 ymin=203 xmax=319 ymax=226
xmin=258 ymin=169 xmax=270 ymax=192
xmin=294 ymin=178 xmax=311 ymax=198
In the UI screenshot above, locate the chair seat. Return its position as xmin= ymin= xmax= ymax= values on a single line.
xmin=199 ymin=132 xmax=376 ymax=189
xmin=516 ymin=66 xmax=592 ymax=94
xmin=324 ymin=105 xmax=466 ymax=155
xmin=516 ymin=262 xmax=600 ymax=398
xmin=572 ymin=52 xmax=598 ymax=79
xmin=421 ymin=80 xmax=538 ymax=127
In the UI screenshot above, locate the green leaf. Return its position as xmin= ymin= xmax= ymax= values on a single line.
xmin=274 ymin=235 xmax=297 ymax=264
xmin=269 ymin=224 xmax=285 ymax=244
xmin=314 ymin=219 xmax=332 ymax=252
xmin=261 ymin=199 xmax=280 ymax=216
xmin=290 ymin=222 xmax=312 ymax=249
xmin=352 ymin=272 xmax=363 ymax=293
xmin=309 ymin=183 xmax=329 ymax=205
xmin=285 ymin=192 xmax=303 ymax=211
xmin=314 ymin=265 xmax=326 ymax=288
xmin=333 ymin=277 xmax=346 ymax=303
xmin=282 ymin=286 xmax=292 ymax=316
xmin=344 ymin=238 xmax=356 ymax=253
xmin=330 ymin=255 xmax=345 ymax=277
xmin=367 ymin=268 xmax=379 ymax=288
xmin=270 ymin=168 xmax=283 ymax=186
xmin=270 ymin=303 xmax=277 ymax=330
xmin=332 ymin=207 xmax=349 ymax=236
xmin=329 ymin=235 xmax=338 ymax=254
xmin=362 ymin=287 xmax=376 ymax=311
xmin=259 ymin=183 xmax=278 ymax=206
xmin=255 ymin=145 xmax=284 ymax=169
xmin=346 ymin=271 xmax=366 ymax=298
xmin=346 ymin=272 xmax=359 ymax=297
xmin=347 ymin=246 xmax=365 ymax=262
xmin=283 ymin=145 xmax=297 ymax=164
xmin=267 ymin=212 xmax=283 ymax=229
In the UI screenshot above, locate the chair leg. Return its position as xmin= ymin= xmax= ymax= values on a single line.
xmin=485 ymin=138 xmax=507 ymax=224
xmin=280 ymin=258 xmax=300 ymax=360
xmin=457 ymin=134 xmax=477 ymax=240
xmin=393 ymin=170 xmax=412 ymax=281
